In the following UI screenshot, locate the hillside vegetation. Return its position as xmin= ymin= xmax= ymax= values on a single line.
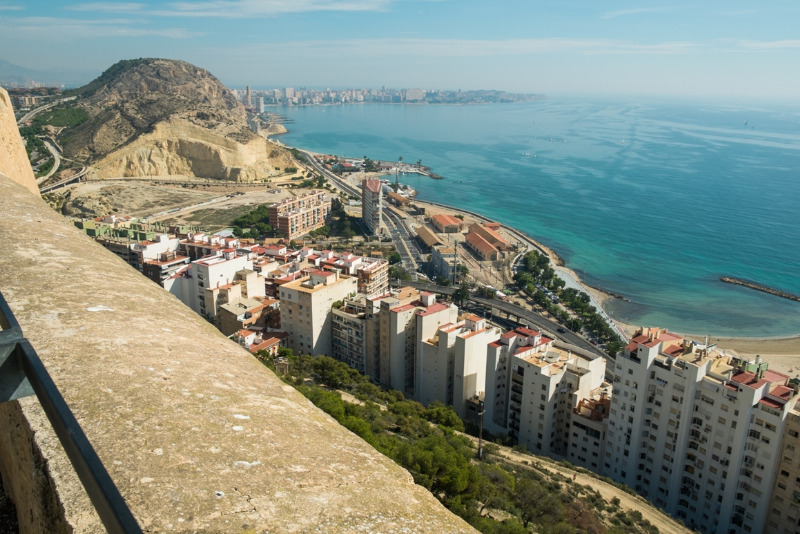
xmin=258 ymin=349 xmax=679 ymax=534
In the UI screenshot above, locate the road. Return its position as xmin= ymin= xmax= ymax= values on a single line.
xmin=16 ymin=96 xmax=77 ymax=126
xmin=391 ymin=279 xmax=605 ymax=358
xmin=38 ymin=166 xmax=89 ymax=194
xmin=298 ymin=149 xmax=424 ymax=274
xmin=37 ymin=138 xmax=62 ymax=184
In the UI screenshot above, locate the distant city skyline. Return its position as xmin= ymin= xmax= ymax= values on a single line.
xmin=2 ymin=0 xmax=800 ymax=101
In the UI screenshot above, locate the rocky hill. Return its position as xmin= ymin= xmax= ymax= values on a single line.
xmin=59 ymin=58 xmax=293 ymax=181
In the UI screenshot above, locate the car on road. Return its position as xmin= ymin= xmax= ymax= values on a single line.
xmin=557 ymin=327 xmax=566 ymax=333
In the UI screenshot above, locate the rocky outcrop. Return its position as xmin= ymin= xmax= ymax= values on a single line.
xmin=88 ymin=118 xmax=294 ymax=181
xmin=60 ymin=58 xmax=293 ymax=182
xmin=0 ymin=86 xmax=38 ymax=195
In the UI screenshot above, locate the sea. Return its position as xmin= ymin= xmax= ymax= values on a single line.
xmin=276 ymin=98 xmax=800 ymax=338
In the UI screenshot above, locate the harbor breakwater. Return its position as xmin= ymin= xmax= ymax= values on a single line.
xmin=720 ymin=277 xmax=800 ymax=303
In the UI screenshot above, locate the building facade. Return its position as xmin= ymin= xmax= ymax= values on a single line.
xmin=605 ymin=327 xmax=798 ymax=534
xmin=361 ymin=178 xmax=383 ymax=235
xmin=279 ymin=269 xmax=357 ymax=356
xmin=268 ymin=190 xmax=331 ymax=240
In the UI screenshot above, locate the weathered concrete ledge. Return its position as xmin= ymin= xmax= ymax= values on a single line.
xmin=0 ymin=174 xmax=475 ymax=532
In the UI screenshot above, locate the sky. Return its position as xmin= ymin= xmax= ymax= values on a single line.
xmin=1 ymin=0 xmax=800 ymax=100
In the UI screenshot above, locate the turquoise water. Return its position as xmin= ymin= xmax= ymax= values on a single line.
xmin=277 ymin=99 xmax=800 ymax=337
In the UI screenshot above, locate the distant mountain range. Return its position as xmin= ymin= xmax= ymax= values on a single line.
xmin=0 ymin=58 xmax=97 ymax=87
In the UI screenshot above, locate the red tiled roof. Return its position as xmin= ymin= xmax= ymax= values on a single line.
xmin=516 ymin=327 xmax=541 ymax=338
xmin=772 ymin=385 xmax=794 ymax=402
xmin=759 ymin=397 xmax=784 ymax=409
xmin=363 ymin=179 xmax=382 ymax=193
xmin=465 ymin=231 xmax=499 ymax=257
xmin=416 ymin=226 xmax=443 ymax=247
xmin=432 ymin=214 xmax=462 ymax=228
xmin=730 ymin=368 xmax=787 ymax=391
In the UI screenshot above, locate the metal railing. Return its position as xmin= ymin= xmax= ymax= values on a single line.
xmin=0 ymin=291 xmax=142 ymax=533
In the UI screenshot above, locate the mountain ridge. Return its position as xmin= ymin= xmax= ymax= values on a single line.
xmin=54 ymin=58 xmax=292 ymax=181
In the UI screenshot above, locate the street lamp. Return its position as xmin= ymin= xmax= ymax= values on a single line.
xmin=477 ymin=400 xmax=485 ymax=460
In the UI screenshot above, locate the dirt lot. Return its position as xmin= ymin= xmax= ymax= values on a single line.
xmin=50 ymin=179 xmax=301 ymax=231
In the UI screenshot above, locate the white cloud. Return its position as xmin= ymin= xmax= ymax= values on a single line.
xmin=0 ymin=3 xmax=23 ymax=10
xmin=71 ymin=0 xmax=394 ymax=17
xmin=68 ymin=2 xmax=146 ymax=12
xmin=600 ymin=7 xmax=672 ymax=20
xmin=738 ymin=39 xmax=800 ymax=50
xmin=3 ymin=16 xmax=201 ymax=39
xmin=257 ymin=37 xmax=696 ymax=58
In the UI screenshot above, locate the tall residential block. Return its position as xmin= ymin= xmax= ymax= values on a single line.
xmin=484 ymin=327 xmax=608 ymax=461
xmin=361 ymin=178 xmax=383 ymax=235
xmin=417 ymin=314 xmax=499 ymax=419
xmin=605 ymin=327 xmax=798 ymax=534
xmin=268 ymin=190 xmax=331 ymax=240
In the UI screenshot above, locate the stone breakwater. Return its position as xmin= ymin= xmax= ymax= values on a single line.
xmin=720 ymin=277 xmax=800 ymax=303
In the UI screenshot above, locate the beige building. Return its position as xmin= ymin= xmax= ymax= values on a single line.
xmin=767 ymin=407 xmax=800 ymax=534
xmin=279 ymin=269 xmax=357 ymax=356
xmin=269 ymin=190 xmax=331 ymax=240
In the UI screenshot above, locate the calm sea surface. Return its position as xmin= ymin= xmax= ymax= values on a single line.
xmin=277 ymin=99 xmax=800 ymax=337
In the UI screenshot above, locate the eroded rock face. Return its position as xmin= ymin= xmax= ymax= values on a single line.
xmin=0 ymin=86 xmax=38 ymax=196
xmin=62 ymin=58 xmax=293 ymax=182
xmin=88 ymin=118 xmax=294 ymax=181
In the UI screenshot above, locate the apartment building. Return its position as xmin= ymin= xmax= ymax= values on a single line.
xmin=484 ymin=327 xmax=608 ymax=459
xmin=417 ymin=314 xmax=500 ymax=419
xmin=318 ymin=252 xmax=388 ymax=297
xmin=605 ymin=327 xmax=798 ymax=534
xmin=278 ymin=269 xmax=357 ymax=356
xmin=268 ymin=190 xmax=331 ymax=240
xmin=361 ymin=178 xmax=383 ymax=235
xmin=331 ymin=295 xmax=373 ymax=373
xmin=767 ymin=407 xmax=800 ymax=534
xmin=163 ymin=249 xmax=264 ymax=323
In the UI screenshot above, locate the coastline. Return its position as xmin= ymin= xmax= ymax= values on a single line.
xmin=285 ymin=146 xmax=800 ymax=375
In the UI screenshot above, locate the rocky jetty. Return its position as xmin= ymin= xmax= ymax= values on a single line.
xmin=720 ymin=276 xmax=800 ymax=303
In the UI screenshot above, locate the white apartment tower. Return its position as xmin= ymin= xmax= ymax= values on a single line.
xmin=484 ymin=327 xmax=608 ymax=459
xmin=417 ymin=314 xmax=499 ymax=419
xmin=361 ymin=178 xmax=383 ymax=236
xmin=380 ymin=291 xmax=458 ymax=397
xmin=605 ymin=327 xmax=798 ymax=534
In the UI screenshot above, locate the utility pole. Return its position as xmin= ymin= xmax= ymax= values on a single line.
xmin=477 ymin=400 xmax=485 ymax=460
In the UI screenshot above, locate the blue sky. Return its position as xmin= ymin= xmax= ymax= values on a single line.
xmin=1 ymin=0 xmax=799 ymax=99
